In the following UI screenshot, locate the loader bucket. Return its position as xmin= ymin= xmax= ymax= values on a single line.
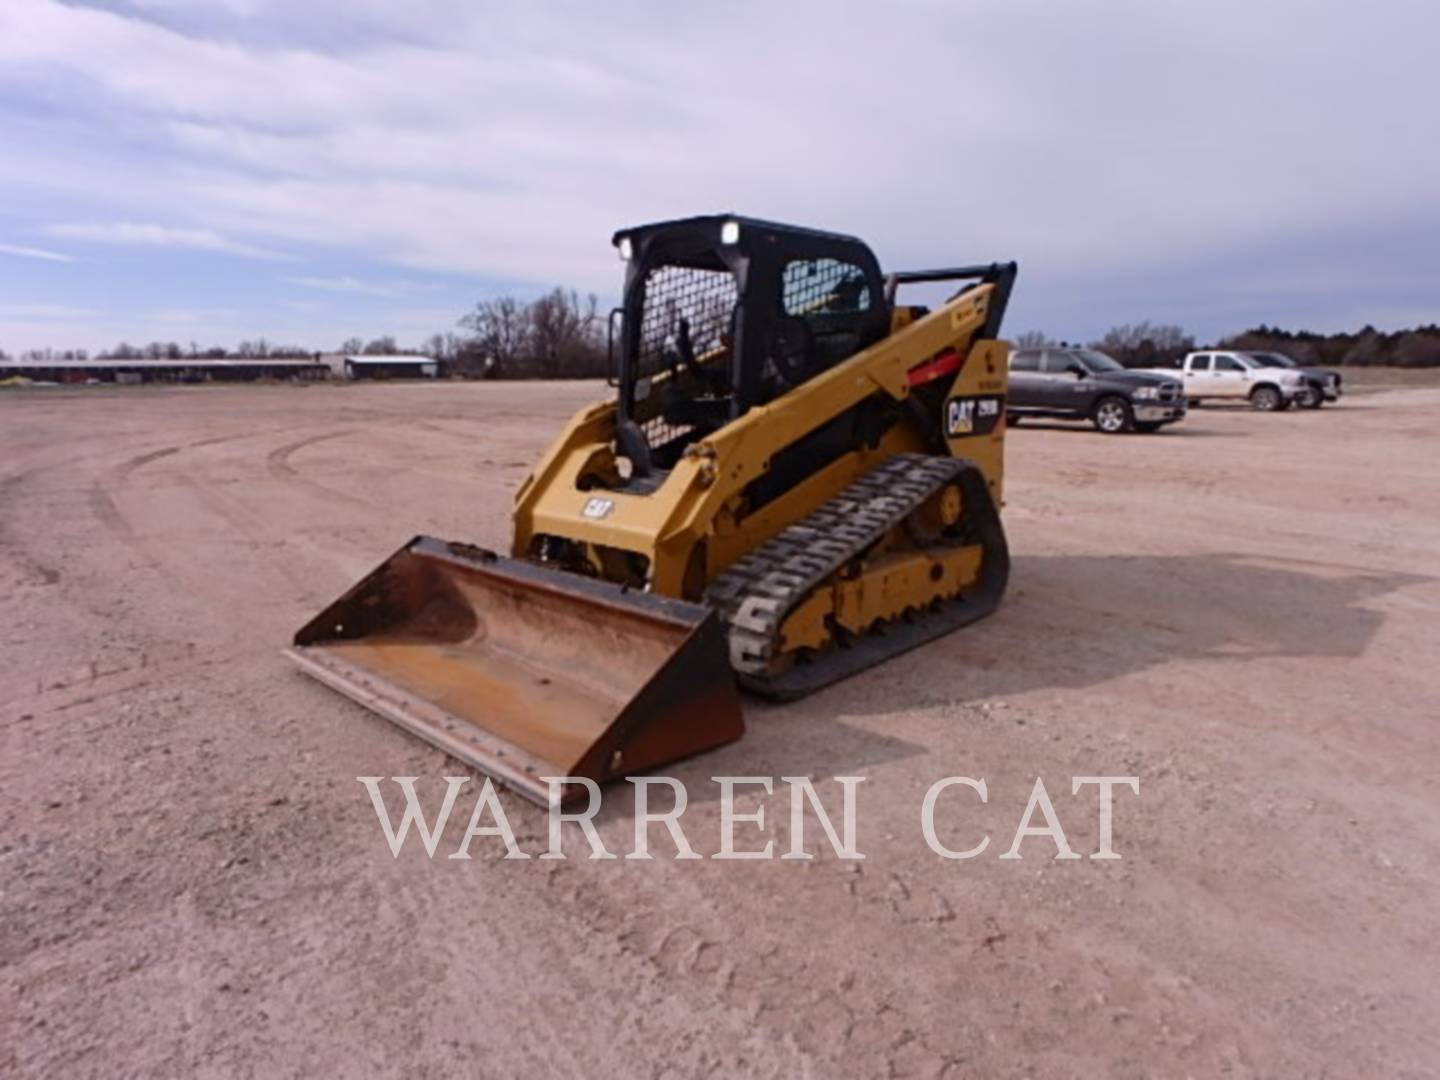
xmin=286 ymin=537 xmax=744 ymax=806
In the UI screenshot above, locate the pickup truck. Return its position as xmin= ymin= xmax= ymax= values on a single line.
xmin=1007 ymin=347 xmax=1187 ymax=433
xmin=1244 ymin=351 xmax=1342 ymax=408
xmin=1138 ymin=351 xmax=1307 ymax=411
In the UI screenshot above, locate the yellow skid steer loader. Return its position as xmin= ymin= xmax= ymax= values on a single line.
xmin=288 ymin=216 xmax=1015 ymax=805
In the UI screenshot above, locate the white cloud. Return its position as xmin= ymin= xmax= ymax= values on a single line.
xmin=47 ymin=222 xmax=286 ymax=259
xmin=0 ymin=242 xmax=74 ymax=263
xmin=285 ymin=275 xmax=420 ymax=297
xmin=0 ymin=303 xmax=94 ymax=318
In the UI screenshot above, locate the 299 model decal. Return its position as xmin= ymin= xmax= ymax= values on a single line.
xmin=945 ymin=394 xmax=1005 ymax=437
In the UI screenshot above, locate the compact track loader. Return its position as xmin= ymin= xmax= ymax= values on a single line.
xmin=288 ymin=216 xmax=1015 ymax=805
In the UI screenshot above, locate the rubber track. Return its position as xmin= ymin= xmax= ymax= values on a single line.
xmin=705 ymin=453 xmax=1007 ymax=698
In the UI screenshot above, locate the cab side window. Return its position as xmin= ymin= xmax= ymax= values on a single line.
xmin=1189 ymin=355 xmax=1212 ymax=372
xmin=1042 ymin=351 xmax=1079 ymax=374
xmin=781 ymin=259 xmax=872 ymax=315
xmin=1215 ymin=355 xmax=1244 ymax=371
xmin=1010 ymin=350 xmax=1041 ymax=372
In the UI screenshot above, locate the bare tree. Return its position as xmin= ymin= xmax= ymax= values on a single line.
xmin=339 ymin=337 xmax=364 ymax=355
xmin=422 ymin=331 xmax=461 ymax=361
xmin=1013 ymin=330 xmax=1055 ymax=349
xmin=362 ymin=335 xmax=398 ymax=355
xmin=1090 ymin=322 xmax=1194 ymax=367
xmin=453 ymin=290 xmax=605 ymax=378
xmin=458 ymin=297 xmax=531 ymax=376
xmin=528 ymin=288 xmax=603 ymax=378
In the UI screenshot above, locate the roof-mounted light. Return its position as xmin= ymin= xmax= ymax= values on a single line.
xmin=617 ymin=236 xmax=633 ymax=261
xmin=720 ymin=220 xmax=741 ymax=245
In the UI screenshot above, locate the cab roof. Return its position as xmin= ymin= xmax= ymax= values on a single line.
xmin=610 ymin=213 xmax=869 ymax=251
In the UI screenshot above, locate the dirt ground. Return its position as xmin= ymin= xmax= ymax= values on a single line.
xmin=3 ymin=380 xmax=1438 ymax=1078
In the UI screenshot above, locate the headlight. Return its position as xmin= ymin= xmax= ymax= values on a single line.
xmin=1132 ymin=386 xmax=1159 ymax=400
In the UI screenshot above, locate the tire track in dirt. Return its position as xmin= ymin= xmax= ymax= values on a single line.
xmin=176 ymin=469 xmax=323 ymax=603
xmin=87 ymin=426 xmax=312 ymax=558
xmin=86 ymin=442 xmax=196 ymax=556
xmin=87 ymin=485 xmax=137 ymax=543
xmin=7 ymin=425 xmax=324 ymax=716
xmin=116 ymin=444 xmax=181 ymax=479
xmin=264 ymin=430 xmax=378 ymax=508
xmin=108 ymin=422 xmax=400 ymax=613
xmin=0 ymin=440 xmax=138 ymax=587
xmin=0 ymin=464 xmax=66 ymax=587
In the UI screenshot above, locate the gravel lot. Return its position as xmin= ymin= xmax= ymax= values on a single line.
xmin=3 ymin=380 xmax=1438 ymax=1077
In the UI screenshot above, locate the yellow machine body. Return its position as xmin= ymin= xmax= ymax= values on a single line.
xmin=513 ymin=294 xmax=1008 ymax=595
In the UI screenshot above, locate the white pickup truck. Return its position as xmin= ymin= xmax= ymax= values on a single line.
xmin=1138 ymin=350 xmax=1308 ymax=411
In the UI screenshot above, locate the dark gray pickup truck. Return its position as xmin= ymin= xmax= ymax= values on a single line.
xmin=1244 ymin=351 xmax=1342 ymax=408
xmin=1007 ymin=347 xmax=1187 ymax=433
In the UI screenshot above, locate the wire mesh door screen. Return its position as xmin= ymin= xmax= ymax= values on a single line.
xmin=635 ymin=264 xmax=737 ymax=448
xmin=781 ymin=258 xmax=872 ymax=316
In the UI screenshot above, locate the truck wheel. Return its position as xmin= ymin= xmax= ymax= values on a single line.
xmin=1250 ymin=385 xmax=1282 ymax=411
xmin=1092 ymin=396 xmax=1134 ymax=434
xmin=1299 ymin=383 xmax=1325 ymax=408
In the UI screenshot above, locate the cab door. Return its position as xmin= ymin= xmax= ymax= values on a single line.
xmin=1006 ymin=349 xmax=1046 ymax=410
xmin=1040 ymin=349 xmax=1087 ymax=410
xmin=1211 ymin=354 xmax=1249 ymax=397
xmin=1184 ymin=353 xmax=1213 ymax=397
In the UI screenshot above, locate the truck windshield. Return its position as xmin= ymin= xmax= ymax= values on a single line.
xmin=1075 ymin=349 xmax=1125 ymax=373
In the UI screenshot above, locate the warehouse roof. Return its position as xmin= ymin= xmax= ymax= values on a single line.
xmin=342 ymin=355 xmax=436 ymax=365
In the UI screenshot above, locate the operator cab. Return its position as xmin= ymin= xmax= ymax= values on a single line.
xmin=610 ymin=215 xmax=889 ymax=483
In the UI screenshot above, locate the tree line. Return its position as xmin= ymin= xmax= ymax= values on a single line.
xmin=3 ymin=341 xmax=321 ymax=363
xmin=1017 ymin=320 xmax=1440 ymax=368
xmin=7 ymin=300 xmax=1439 ymax=374
xmin=1221 ymin=323 xmax=1440 ymax=368
xmin=2 ymin=288 xmax=607 ymax=377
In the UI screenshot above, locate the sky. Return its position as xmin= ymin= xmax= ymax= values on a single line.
xmin=1 ymin=0 xmax=1437 ymax=355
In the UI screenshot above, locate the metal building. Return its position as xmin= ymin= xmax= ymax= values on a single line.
xmin=341 ymin=355 xmax=440 ymax=379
